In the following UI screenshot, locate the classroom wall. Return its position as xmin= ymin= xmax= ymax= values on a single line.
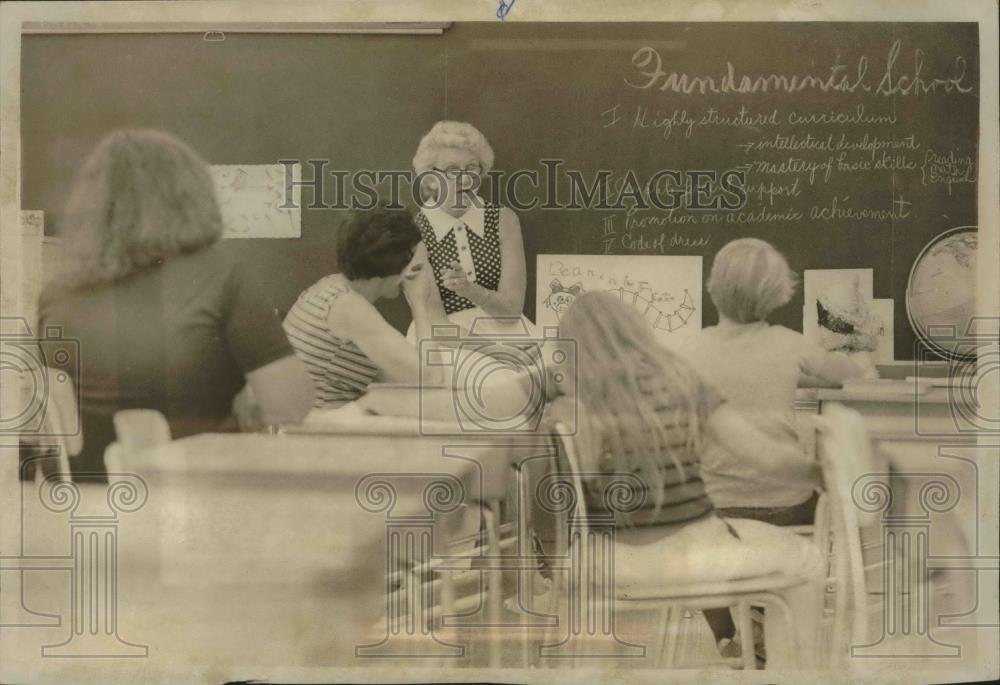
xmin=21 ymin=23 xmax=980 ymax=359
xmin=22 ymin=32 xmax=447 ymax=327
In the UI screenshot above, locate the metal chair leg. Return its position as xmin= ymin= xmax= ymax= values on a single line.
xmin=655 ymin=607 xmax=671 ymax=667
xmin=484 ymin=503 xmax=503 ymax=667
xmin=735 ymin=601 xmax=757 ymax=670
xmin=661 ymin=606 xmax=683 ymax=668
xmin=763 ymin=593 xmax=802 ymax=669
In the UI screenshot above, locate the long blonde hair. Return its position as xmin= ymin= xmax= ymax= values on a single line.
xmin=58 ymin=129 xmax=223 ymax=288
xmin=558 ymin=291 xmax=710 ymax=509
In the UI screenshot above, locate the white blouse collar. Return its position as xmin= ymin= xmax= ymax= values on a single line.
xmin=422 ymin=202 xmax=486 ymax=241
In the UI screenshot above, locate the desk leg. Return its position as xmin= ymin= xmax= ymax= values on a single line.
xmin=881 ymin=442 xmax=979 ymax=618
xmin=852 ymin=463 xmax=967 ymax=659
xmin=852 ymin=519 xmax=961 ymax=658
xmin=355 ymin=520 xmax=464 ymax=661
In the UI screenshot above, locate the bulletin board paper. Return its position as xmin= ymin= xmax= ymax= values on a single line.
xmin=535 ymin=254 xmax=702 ymax=348
xmin=212 ymin=164 xmax=301 ymax=239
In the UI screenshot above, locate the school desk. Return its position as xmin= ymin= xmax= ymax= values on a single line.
xmin=794 ymin=383 xmax=993 ymax=662
xmin=795 ymin=385 xmax=981 ymax=543
xmin=1 ymin=423 xmax=546 ymax=682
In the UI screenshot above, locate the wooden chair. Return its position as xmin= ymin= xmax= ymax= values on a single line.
xmin=652 ymin=406 xmax=879 ymax=670
xmin=547 ymin=422 xmax=813 ymax=670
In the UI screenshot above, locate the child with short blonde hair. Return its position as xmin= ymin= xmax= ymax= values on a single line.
xmin=689 ymin=238 xmax=864 ymax=513
xmin=682 ymin=238 xmax=865 ymax=656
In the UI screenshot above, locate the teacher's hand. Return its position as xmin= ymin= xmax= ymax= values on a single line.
xmin=402 ymin=243 xmax=429 ymax=281
xmin=441 ymin=261 xmax=474 ymax=296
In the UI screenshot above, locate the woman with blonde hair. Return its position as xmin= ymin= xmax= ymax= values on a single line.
xmin=40 ymin=129 xmax=313 ymax=481
xmin=548 ymin=291 xmax=825 ymax=670
xmin=409 ymin=120 xmax=534 ymax=339
xmin=679 ymin=237 xmax=864 ymax=657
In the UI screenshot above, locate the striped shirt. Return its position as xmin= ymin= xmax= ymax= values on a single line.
xmin=283 ymin=274 xmax=380 ymax=407
xmin=583 ymin=371 xmax=722 ymax=529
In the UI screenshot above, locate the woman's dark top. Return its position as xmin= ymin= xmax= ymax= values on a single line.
xmin=39 ymin=243 xmax=293 ymax=481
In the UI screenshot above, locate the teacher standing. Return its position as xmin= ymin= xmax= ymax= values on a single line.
xmin=409 ymin=121 xmax=535 ymax=340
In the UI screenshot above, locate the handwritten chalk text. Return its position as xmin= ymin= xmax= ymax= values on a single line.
xmin=626 ymin=40 xmax=974 ymax=98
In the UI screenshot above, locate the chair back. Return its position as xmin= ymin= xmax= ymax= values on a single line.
xmin=814 ymin=403 xmax=872 ymax=654
xmin=41 ymin=367 xmax=81 ymax=480
xmin=106 ymin=409 xmax=172 ymax=474
xmin=551 ymin=422 xmax=590 ymax=532
xmin=113 ymin=409 xmax=172 ymax=453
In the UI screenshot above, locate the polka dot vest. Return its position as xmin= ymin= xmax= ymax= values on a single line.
xmin=415 ymin=202 xmax=503 ymax=315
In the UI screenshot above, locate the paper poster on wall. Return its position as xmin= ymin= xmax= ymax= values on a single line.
xmin=803 ymin=269 xmax=872 ymax=342
xmin=803 ymin=268 xmax=886 ymax=358
xmin=535 ymin=254 xmax=702 ymax=347
xmin=21 ymin=211 xmax=44 ymax=331
xmin=211 ymin=164 xmax=301 ymax=239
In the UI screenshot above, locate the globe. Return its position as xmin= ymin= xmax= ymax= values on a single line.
xmin=906 ymin=226 xmax=977 ymax=360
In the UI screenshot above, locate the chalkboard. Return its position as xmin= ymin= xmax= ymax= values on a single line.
xmin=22 ymin=23 xmax=979 ymax=360
xmin=21 ymin=32 xmax=448 ymax=329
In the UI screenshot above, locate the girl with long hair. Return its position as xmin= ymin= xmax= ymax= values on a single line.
xmin=551 ymin=291 xmax=825 ymax=669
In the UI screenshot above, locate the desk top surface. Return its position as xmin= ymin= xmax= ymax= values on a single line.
xmin=130 ymin=431 xmax=515 ymax=483
xmin=126 ymin=428 xmax=538 ymax=503
xmin=795 ymin=386 xmax=954 ymax=404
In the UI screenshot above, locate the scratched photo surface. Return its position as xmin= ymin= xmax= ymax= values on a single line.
xmin=0 ymin=2 xmax=997 ymax=685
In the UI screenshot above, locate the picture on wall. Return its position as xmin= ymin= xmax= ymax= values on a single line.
xmin=535 ymin=254 xmax=702 ymax=347
xmin=211 ymin=163 xmax=301 ymax=239
xmin=803 ymin=268 xmax=893 ymax=365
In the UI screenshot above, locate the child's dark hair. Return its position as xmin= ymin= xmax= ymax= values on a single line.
xmin=336 ymin=208 xmax=421 ymax=280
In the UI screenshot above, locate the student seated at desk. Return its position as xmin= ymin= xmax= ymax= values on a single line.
xmin=548 ymin=291 xmax=824 ymax=670
xmin=677 ymin=238 xmax=865 ymax=656
xmin=679 ymin=238 xmax=865 ymax=521
xmin=40 ymin=129 xmax=314 ymax=482
xmin=283 ymin=209 xmax=453 ymax=408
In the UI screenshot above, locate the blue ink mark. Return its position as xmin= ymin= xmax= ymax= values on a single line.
xmin=497 ymin=0 xmax=516 ymax=21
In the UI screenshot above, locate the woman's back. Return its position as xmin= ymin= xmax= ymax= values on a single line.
xmin=40 ymin=244 xmax=293 ymax=480
xmin=680 ymin=322 xmax=827 ymax=508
